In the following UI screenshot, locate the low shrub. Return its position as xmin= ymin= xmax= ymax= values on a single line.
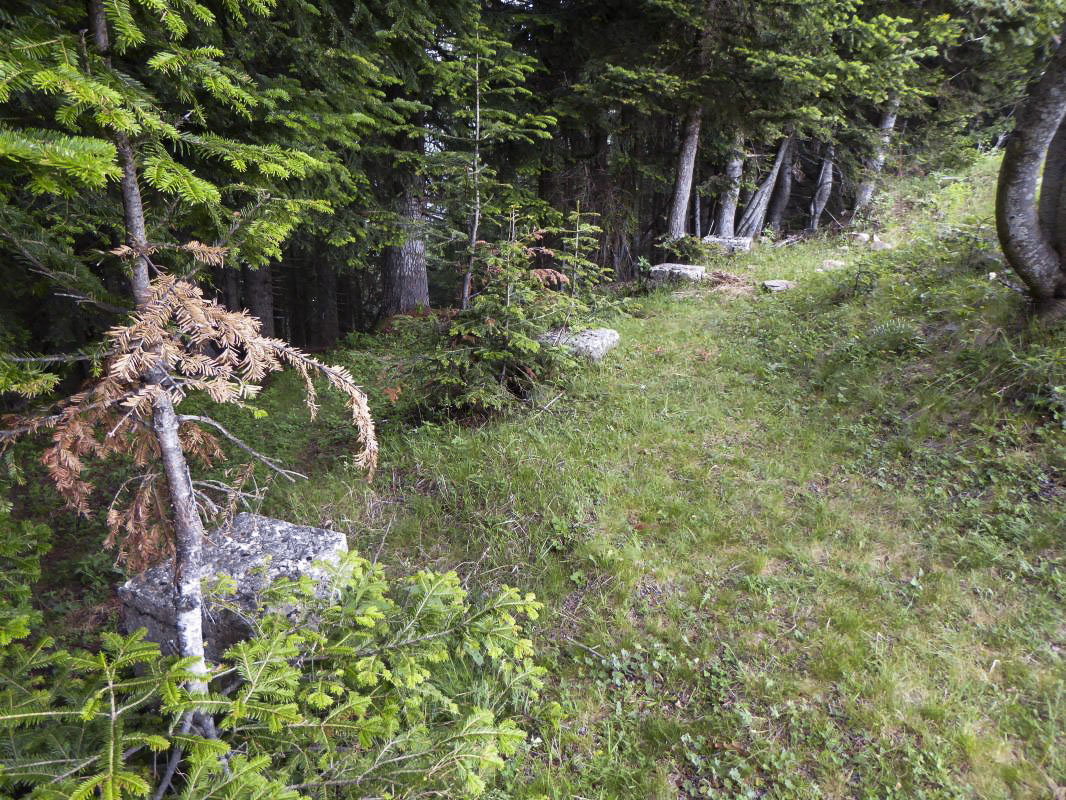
xmin=0 ymin=551 xmax=543 ymax=799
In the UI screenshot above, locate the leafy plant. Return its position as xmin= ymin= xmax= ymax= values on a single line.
xmin=424 ymin=212 xmax=608 ymax=414
xmin=0 ymin=552 xmax=544 ymax=798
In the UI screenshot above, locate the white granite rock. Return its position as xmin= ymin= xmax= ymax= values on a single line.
xmin=541 ymin=328 xmax=620 ymax=361
xmin=649 ymin=263 xmax=706 ymax=282
xmin=761 ymin=280 xmax=796 ymax=293
xmin=701 ymin=235 xmax=753 ymax=253
xmin=119 ymin=513 xmax=347 ymax=660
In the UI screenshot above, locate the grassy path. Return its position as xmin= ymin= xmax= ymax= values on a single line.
xmin=252 ymin=163 xmax=1065 ymax=799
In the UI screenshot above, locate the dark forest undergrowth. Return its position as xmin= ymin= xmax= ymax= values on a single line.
xmin=25 ymin=158 xmax=1066 ymax=798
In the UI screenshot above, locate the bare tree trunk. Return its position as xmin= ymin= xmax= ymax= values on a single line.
xmin=460 ymin=49 xmax=481 ymax=311
xmin=89 ymin=0 xmax=212 ymax=701
xmin=382 ymin=185 xmax=429 ymax=315
xmin=693 ymin=162 xmax=702 ymax=239
xmin=242 ymin=265 xmax=274 ymax=337
xmin=715 ymin=133 xmax=744 ymax=237
xmin=767 ymin=138 xmax=794 ymax=235
xmin=666 ymin=107 xmax=702 ymax=239
xmin=997 ymin=26 xmax=1066 ymax=314
xmin=808 ymin=144 xmax=835 ymax=231
xmin=736 ymin=136 xmax=791 ymax=238
xmin=853 ymin=96 xmax=900 ymax=216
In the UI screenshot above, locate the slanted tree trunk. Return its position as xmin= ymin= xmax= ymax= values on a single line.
xmin=767 ymin=138 xmax=794 ymax=235
xmin=89 ymin=0 xmax=212 ymax=705
xmin=242 ymin=264 xmax=274 ymax=337
xmin=666 ymin=107 xmax=702 ymax=239
xmin=853 ymin=96 xmax=900 ymax=216
xmin=808 ymin=144 xmax=835 ymax=231
xmin=997 ymin=27 xmax=1066 ymax=317
xmin=382 ymin=184 xmax=429 ymax=315
xmin=736 ymin=136 xmax=791 ymax=238
xmin=715 ymin=133 xmax=744 ymax=237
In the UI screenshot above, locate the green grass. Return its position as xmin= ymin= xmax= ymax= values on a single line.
xmin=32 ymin=156 xmax=1066 ymax=797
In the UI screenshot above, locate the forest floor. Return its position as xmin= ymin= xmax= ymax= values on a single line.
xmin=36 ymin=157 xmax=1066 ymax=798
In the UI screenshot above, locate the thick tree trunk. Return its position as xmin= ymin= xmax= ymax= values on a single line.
xmin=1039 ymin=117 xmax=1066 ymax=260
xmin=715 ymin=134 xmax=744 ymax=237
xmin=382 ymin=185 xmax=429 ymax=315
xmin=242 ymin=264 xmax=274 ymax=337
xmin=808 ymin=144 xmax=835 ymax=231
xmin=767 ymin=138 xmax=794 ymax=235
xmin=223 ymin=266 xmax=242 ymax=312
xmin=666 ymin=107 xmax=702 ymax=239
xmin=89 ymin=0 xmax=211 ymax=701
xmin=311 ymin=259 xmax=339 ymax=348
xmin=853 ymin=96 xmax=900 ymax=216
xmin=997 ymin=27 xmax=1066 ymax=312
xmin=736 ymin=136 xmax=791 ymax=238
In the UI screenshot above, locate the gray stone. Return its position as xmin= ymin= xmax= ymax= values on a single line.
xmin=649 ymin=263 xmax=706 ymax=283
xmin=541 ymin=328 xmax=620 ymax=361
xmin=701 ymin=235 xmax=753 ymax=253
xmin=848 ymin=232 xmax=871 ymax=244
xmin=870 ymin=235 xmax=894 ymax=251
xmin=761 ymin=280 xmax=796 ymax=293
xmin=822 ymin=259 xmax=846 ymax=270
xmin=119 ymin=513 xmax=347 ymax=660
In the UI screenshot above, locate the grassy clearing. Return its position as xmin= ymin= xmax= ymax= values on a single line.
xmin=34 ymin=157 xmax=1066 ymax=797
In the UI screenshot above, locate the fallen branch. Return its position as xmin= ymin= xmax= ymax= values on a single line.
xmin=176 ymin=414 xmax=305 ymax=482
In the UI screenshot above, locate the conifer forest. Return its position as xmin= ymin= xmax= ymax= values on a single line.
xmin=3 ymin=1 xmax=1066 ymax=797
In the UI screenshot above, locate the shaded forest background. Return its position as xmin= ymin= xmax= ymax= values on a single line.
xmin=2 ymin=0 xmax=1062 ymax=363
xmin=3 ymin=2 xmax=1066 ymax=798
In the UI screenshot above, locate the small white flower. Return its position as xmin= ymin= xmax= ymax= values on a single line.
xmin=988 ymin=271 xmax=997 ymax=280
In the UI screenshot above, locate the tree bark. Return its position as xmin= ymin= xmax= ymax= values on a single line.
xmin=693 ymin=165 xmax=702 ymax=239
xmin=666 ymin=107 xmax=702 ymax=240
xmin=997 ymin=26 xmax=1066 ymax=311
xmin=1039 ymin=117 xmax=1066 ymax=261
xmin=736 ymin=136 xmax=791 ymax=238
xmin=223 ymin=266 xmax=242 ymax=312
xmin=853 ymin=95 xmax=900 ymax=216
xmin=88 ymin=0 xmax=212 ymax=700
xmin=715 ymin=133 xmax=744 ymax=237
xmin=808 ymin=144 xmax=835 ymax=231
xmin=382 ymin=185 xmax=429 ymax=315
xmin=311 ymin=259 xmax=339 ymax=348
xmin=767 ymin=138 xmax=794 ymax=235
xmin=460 ymin=51 xmax=482 ymax=311
xmin=242 ymin=264 xmax=274 ymax=337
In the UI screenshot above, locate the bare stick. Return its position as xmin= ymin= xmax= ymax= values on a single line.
xmin=176 ymin=415 xmax=306 ymax=482
xmin=151 ymin=712 xmax=194 ymax=800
